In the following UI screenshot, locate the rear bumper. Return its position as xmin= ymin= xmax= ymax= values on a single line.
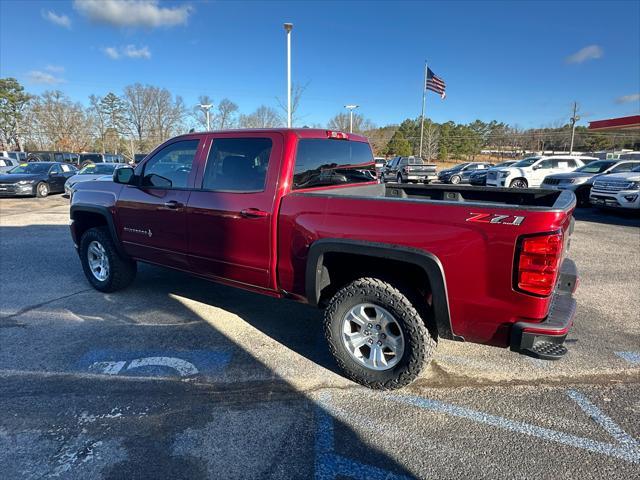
xmin=510 ymin=258 xmax=578 ymax=360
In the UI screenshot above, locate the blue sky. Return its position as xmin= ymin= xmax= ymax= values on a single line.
xmin=1 ymin=0 xmax=639 ymax=129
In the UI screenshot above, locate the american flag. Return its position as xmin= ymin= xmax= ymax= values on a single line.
xmin=426 ymin=67 xmax=446 ymax=99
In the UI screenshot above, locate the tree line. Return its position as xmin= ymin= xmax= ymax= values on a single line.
xmin=1 ymin=77 xmax=638 ymax=161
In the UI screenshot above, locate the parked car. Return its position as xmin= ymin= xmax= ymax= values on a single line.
xmin=486 ymin=155 xmax=597 ymax=188
xmin=0 ymin=161 xmax=77 ymax=197
xmin=381 ymin=156 xmax=437 ymax=183
xmin=27 ymin=151 xmax=79 ymax=164
xmin=590 ymin=165 xmax=640 ymax=211
xmin=0 ymin=151 xmax=27 ymax=162
xmin=0 ymin=156 xmax=18 ymax=173
xmin=438 ymin=162 xmax=494 ymax=184
xmin=64 ymin=162 xmax=123 ymax=198
xmin=79 ymin=153 xmax=125 ymax=168
xmin=542 ymin=159 xmax=640 ymax=206
xmin=69 ymin=128 xmax=578 ymax=389
xmin=469 ymin=161 xmax=518 ymax=186
xmin=374 ymin=157 xmax=387 ymax=174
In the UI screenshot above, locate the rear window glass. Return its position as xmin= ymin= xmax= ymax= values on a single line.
xmin=293 ymin=139 xmax=374 ymax=189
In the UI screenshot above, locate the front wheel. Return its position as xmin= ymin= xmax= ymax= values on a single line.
xmin=35 ymin=182 xmax=49 ymax=198
xmin=80 ymin=227 xmax=137 ymax=292
xmin=396 ymin=173 xmax=403 ymax=184
xmin=324 ymin=277 xmax=436 ymax=389
xmin=510 ymin=178 xmax=528 ymax=188
xmin=450 ymin=175 xmax=461 ymax=184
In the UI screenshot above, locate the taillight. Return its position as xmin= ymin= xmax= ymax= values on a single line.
xmin=515 ymin=232 xmax=563 ymax=296
xmin=326 ymin=130 xmax=349 ymax=140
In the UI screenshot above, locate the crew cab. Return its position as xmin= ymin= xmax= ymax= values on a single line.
xmin=381 ymin=156 xmax=437 ymax=184
xmin=486 ymin=155 xmax=596 ymax=188
xmin=69 ymin=129 xmax=579 ymax=389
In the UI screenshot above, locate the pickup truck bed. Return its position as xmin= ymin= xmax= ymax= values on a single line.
xmin=70 ymin=128 xmax=578 ymax=389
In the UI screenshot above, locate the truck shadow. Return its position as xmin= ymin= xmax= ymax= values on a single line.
xmin=1 ymin=223 xmax=415 ymax=479
xmin=573 ymin=207 xmax=640 ymax=228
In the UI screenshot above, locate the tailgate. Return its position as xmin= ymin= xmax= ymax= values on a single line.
xmin=407 ymin=164 xmax=437 ymax=174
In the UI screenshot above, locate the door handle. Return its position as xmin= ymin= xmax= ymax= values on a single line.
xmin=163 ymin=200 xmax=183 ymax=209
xmin=240 ymin=208 xmax=269 ymax=218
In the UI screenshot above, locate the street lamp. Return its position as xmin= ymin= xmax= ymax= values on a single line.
xmin=199 ymin=103 xmax=212 ymax=131
xmin=284 ymin=23 xmax=293 ymax=128
xmin=344 ymin=104 xmax=359 ymax=133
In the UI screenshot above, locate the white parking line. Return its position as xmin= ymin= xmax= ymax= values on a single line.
xmin=614 ymin=352 xmax=640 ymax=365
xmin=385 ymin=391 xmax=640 ymax=463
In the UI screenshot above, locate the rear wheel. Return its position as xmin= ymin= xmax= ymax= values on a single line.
xmin=324 ymin=277 xmax=436 ymax=389
xmin=510 ymin=178 xmax=528 ymax=188
xmin=80 ymin=227 xmax=137 ymax=292
xmin=450 ymin=175 xmax=461 ymax=184
xmin=35 ymin=182 xmax=49 ymax=198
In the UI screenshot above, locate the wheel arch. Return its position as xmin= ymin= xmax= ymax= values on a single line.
xmin=305 ymin=239 xmax=460 ymax=341
xmin=70 ymin=204 xmax=128 ymax=258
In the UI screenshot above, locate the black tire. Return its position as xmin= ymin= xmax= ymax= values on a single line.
xmin=510 ymin=178 xmax=528 ymax=188
xmin=35 ymin=182 xmax=49 ymax=198
xmin=324 ymin=277 xmax=437 ymax=390
xmin=396 ymin=173 xmax=403 ymax=184
xmin=576 ymin=187 xmax=590 ymax=207
xmin=79 ymin=227 xmax=137 ymax=292
xmin=450 ymin=175 xmax=461 ymax=184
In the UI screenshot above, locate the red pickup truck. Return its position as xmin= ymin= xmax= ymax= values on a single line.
xmin=69 ymin=129 xmax=578 ymax=389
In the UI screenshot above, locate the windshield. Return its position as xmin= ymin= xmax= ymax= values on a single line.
xmin=575 ymin=161 xmax=616 ymax=174
xmin=512 ymin=157 xmax=539 ymax=168
xmin=78 ymin=164 xmax=117 ymax=175
xmin=80 ymin=154 xmax=103 ymax=163
xmin=495 ymin=161 xmax=516 ymax=167
xmin=449 ymin=163 xmax=470 ymax=171
xmin=8 ymin=163 xmax=51 ymax=174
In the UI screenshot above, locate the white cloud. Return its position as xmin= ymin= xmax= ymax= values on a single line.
xmin=103 ymin=45 xmax=151 ymax=60
xmin=565 ymin=45 xmax=603 ymax=64
xmin=42 ymin=10 xmax=72 ymax=28
xmin=45 ymin=65 xmax=65 ymax=73
xmin=27 ymin=70 xmax=65 ymax=85
xmin=103 ymin=47 xmax=120 ymax=59
xmin=615 ymin=93 xmax=640 ymax=104
xmin=74 ymin=0 xmax=192 ymax=28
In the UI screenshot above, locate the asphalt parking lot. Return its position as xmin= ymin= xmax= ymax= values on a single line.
xmin=1 ymin=194 xmax=639 ymax=479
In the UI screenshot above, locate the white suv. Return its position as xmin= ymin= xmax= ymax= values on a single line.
xmin=486 ymin=155 xmax=596 ymax=188
xmin=590 ymin=165 xmax=640 ymax=210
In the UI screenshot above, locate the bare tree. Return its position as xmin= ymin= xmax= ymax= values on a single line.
xmin=122 ymin=83 xmax=154 ymax=148
xmin=423 ymin=121 xmax=439 ymax=161
xmin=327 ymin=112 xmax=374 ymax=134
xmin=148 ymin=87 xmax=186 ymax=145
xmin=28 ymin=90 xmax=94 ymax=152
xmin=88 ymin=94 xmax=106 ymax=153
xmin=215 ymin=98 xmax=239 ymax=129
xmin=276 ymin=81 xmax=309 ymax=126
xmin=239 ymin=106 xmax=282 ymax=128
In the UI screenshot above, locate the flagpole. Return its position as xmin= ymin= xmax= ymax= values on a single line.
xmin=419 ymin=61 xmax=427 ymax=158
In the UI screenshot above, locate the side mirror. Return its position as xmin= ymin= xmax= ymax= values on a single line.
xmin=114 ymin=166 xmax=135 ymax=185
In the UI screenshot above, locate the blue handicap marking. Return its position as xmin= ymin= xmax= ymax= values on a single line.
xmin=614 ymin=351 xmax=640 ymax=365
xmin=314 ymin=394 xmax=412 ymax=480
xmin=75 ymin=349 xmax=232 ymax=378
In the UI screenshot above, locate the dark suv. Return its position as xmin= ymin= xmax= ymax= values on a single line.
xmin=380 ymin=156 xmax=437 ymax=183
xmin=438 ymin=162 xmax=493 ymax=184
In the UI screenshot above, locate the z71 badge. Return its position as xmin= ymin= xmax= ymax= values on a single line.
xmin=466 ymin=213 xmax=525 ymax=226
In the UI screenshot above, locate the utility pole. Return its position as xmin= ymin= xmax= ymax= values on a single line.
xmin=569 ymin=101 xmax=580 ymax=154
xmin=284 ymin=23 xmax=293 ymax=128
xmin=344 ymin=105 xmax=359 ymax=133
xmin=199 ymin=104 xmax=212 ymax=130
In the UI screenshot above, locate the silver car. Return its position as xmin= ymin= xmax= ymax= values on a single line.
xmin=541 ymin=159 xmax=640 ymax=206
xmin=0 ymin=156 xmax=18 ymax=174
xmin=64 ymin=162 xmax=123 ymax=198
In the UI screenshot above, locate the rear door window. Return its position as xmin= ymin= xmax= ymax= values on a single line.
xmin=202 ymin=137 xmax=273 ymax=192
xmin=293 ymin=139 xmax=374 ymax=189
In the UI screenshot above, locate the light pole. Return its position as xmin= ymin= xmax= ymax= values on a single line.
xmin=344 ymin=105 xmax=359 ymax=133
xmin=284 ymin=23 xmax=293 ymax=128
xmin=199 ymin=103 xmax=212 ymax=130
xmin=569 ymin=101 xmax=580 ymax=154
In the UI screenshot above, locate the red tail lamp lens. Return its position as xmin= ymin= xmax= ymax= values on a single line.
xmin=516 ymin=233 xmax=563 ymax=296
